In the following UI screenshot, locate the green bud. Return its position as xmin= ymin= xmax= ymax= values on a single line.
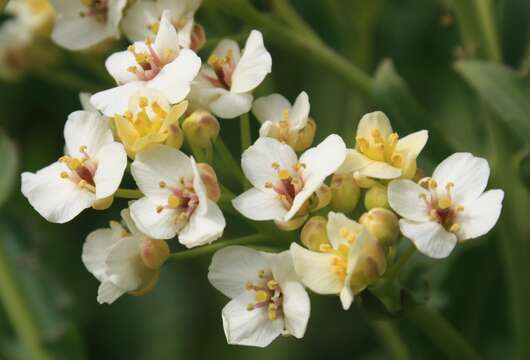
xmin=330 ymin=173 xmax=361 ymax=213
xmin=300 ymin=216 xmax=330 ymax=251
xmin=364 ymin=184 xmax=389 ymax=210
xmin=182 ymin=110 xmax=220 ymax=148
xmin=359 ymin=208 xmax=399 ymax=246
xmin=349 ymin=236 xmax=386 ymax=294
xmin=292 ymin=118 xmax=317 ymax=152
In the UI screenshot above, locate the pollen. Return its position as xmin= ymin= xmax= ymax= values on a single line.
xmin=255 ymin=290 xmax=268 ymax=303
xmin=267 ymin=280 xmax=279 ymax=290
xmin=159 ymin=181 xmax=166 ymax=188
xmin=60 ymin=171 xmax=69 ymax=179
xmin=265 ymin=181 xmax=273 ymax=188
xmin=438 ymin=197 xmax=452 ymax=209
xmin=138 ymin=96 xmax=149 ymax=108
xmin=207 ymin=54 xmax=219 ymax=66
xmin=370 ymin=128 xmax=381 ymax=140
xmin=449 ymin=223 xmax=461 ymax=233
xmin=428 ymin=179 xmax=438 ymax=189
xmin=271 ymin=162 xmax=280 ymax=169
xmin=278 ymin=169 xmax=290 ymax=180
xmin=167 ymin=195 xmax=181 ymax=208
xmin=148 ymin=21 xmax=160 ymax=34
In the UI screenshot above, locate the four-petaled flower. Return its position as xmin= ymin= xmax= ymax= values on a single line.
xmin=208 ymin=246 xmax=310 ymax=347
xmin=388 ymin=152 xmax=504 ymax=258
xmin=21 ymin=110 xmax=127 ymax=223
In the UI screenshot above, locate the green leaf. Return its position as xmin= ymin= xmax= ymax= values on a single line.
xmin=455 ymin=60 xmax=530 ymax=143
xmin=0 ymin=130 xmax=18 ymax=207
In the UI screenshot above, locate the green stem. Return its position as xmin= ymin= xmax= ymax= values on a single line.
xmin=473 ymin=0 xmax=501 ymax=62
xmin=213 ymin=138 xmax=245 ymax=185
xmin=269 ymin=0 xmax=321 ymax=43
xmin=239 ymin=113 xmax=252 ymax=152
xmin=114 ymin=188 xmax=143 ymax=199
xmin=371 ymin=320 xmax=410 ymax=360
xmin=386 ymin=244 xmax=416 ymax=282
xmin=406 ymin=305 xmax=480 ymax=359
xmin=0 ymin=238 xmax=51 ymax=360
xmin=206 ymin=0 xmax=372 ymax=95
xmin=167 ymin=234 xmax=268 ymax=262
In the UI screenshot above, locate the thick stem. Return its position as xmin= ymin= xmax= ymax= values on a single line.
xmin=213 ymin=138 xmax=246 ymax=186
xmin=385 ymin=244 xmax=416 ymax=282
xmin=269 ymin=0 xmax=321 ymax=43
xmin=371 ymin=320 xmax=410 ymax=360
xmin=114 ymin=188 xmax=143 ymax=199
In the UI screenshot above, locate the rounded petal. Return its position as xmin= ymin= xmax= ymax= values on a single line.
xmin=289 ymin=91 xmax=310 ymax=131
xmin=105 ymin=50 xmax=139 ymax=84
xmin=51 ymin=16 xmax=108 ymax=51
xmin=130 ymin=197 xmax=180 ymax=239
xmin=457 ymin=189 xmax=503 ymax=240
xmin=188 ymin=67 xmax=229 ymax=109
xmin=208 ymin=245 xmax=269 ymax=298
xmin=270 ymin=251 xmax=298 ymax=284
xmin=121 ymin=0 xmax=159 ymax=42
xmin=179 ymin=200 xmax=225 ymax=248
xmin=326 ymin=212 xmax=363 ymax=249
xmin=64 ymin=111 xmax=113 ymax=158
xmin=82 ymin=228 xmax=119 ymax=282
xmin=153 ymin=10 xmax=180 ymax=55
xmin=21 ymin=162 xmax=94 ymax=223
xmin=232 ymin=188 xmax=286 ymax=221
xmin=282 ymin=281 xmax=310 ymax=338
xmin=289 ymin=243 xmax=343 ymax=294
xmin=212 ymin=39 xmax=241 ymax=64
xmin=337 ymin=149 xmax=401 ymax=179
xmin=388 ymin=179 xmax=430 ymax=222
xmin=97 ymin=281 xmax=126 ymax=305
xmin=399 ymin=219 xmax=457 ymax=259
xmin=94 ymin=142 xmax=127 ymax=199
xmin=105 ymin=236 xmax=144 ymax=291
xmin=106 ymin=0 xmax=127 ymax=38
xmin=222 ymin=291 xmax=283 ymax=347
xmin=251 ymin=93 xmax=291 ymax=124
xmin=432 ymin=152 xmax=490 ymax=205
xmin=79 ymin=92 xmax=97 ymax=112
xmin=356 ymin=111 xmax=393 ymax=139
xmin=339 ymin=286 xmax=354 ymax=310
xmin=395 ymin=130 xmax=428 ymax=160
xmin=209 ymin=91 xmax=253 ymax=119
xmin=90 ymin=82 xmax=145 ymax=117
xmin=230 ymin=30 xmax=272 ymax=93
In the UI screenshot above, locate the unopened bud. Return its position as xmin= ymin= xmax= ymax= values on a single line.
xmin=349 ymin=236 xmax=386 ymax=294
xmin=165 ymin=121 xmax=184 ymax=149
xmin=190 ymin=23 xmax=206 ymax=52
xmin=307 ymin=184 xmax=331 ymax=211
xmin=140 ymin=239 xmax=170 ymax=270
xmin=182 ymin=110 xmax=220 ymax=148
xmin=359 ymin=208 xmax=399 ymax=246
xmin=292 ymin=118 xmax=316 ymax=152
xmin=330 ymin=173 xmax=360 ymax=213
xmin=353 ymin=172 xmax=377 ymax=189
xmin=197 ymin=163 xmax=221 ymax=202
xmin=300 ymin=216 xmax=330 ymax=251
xmin=364 ymin=184 xmax=389 ymax=210
xmin=275 ymin=215 xmax=308 ymax=231
xmin=92 ymin=196 xmax=114 ymax=210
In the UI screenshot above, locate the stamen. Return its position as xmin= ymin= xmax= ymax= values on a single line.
xmin=246 ymin=304 xmax=255 ymax=311
xmin=449 ymin=223 xmax=461 ymax=233
xmin=456 ymin=205 xmax=464 ymax=212
xmin=207 ymin=54 xmax=219 ymax=66
xmin=438 ymin=197 xmax=452 ymax=209
xmin=265 ymin=181 xmax=273 ymax=188
xmin=159 ymin=181 xmax=166 ymax=188
xmin=267 ymin=280 xmax=279 ymax=290
xmin=167 ymin=195 xmax=181 ymax=208
xmin=428 ymin=179 xmax=438 ymax=189
xmin=257 ymin=270 xmax=266 ymax=278
xmin=278 ymin=169 xmax=290 ymax=180
xmin=156 ymin=205 xmax=164 ymax=213
xmin=138 ymin=96 xmax=148 ymax=108
xmin=271 ymin=162 xmax=280 ymax=169
xmin=245 ymin=281 xmax=253 ymax=290
xmin=60 ymin=171 xmax=69 ymax=179
xmin=255 ymin=290 xmax=268 ymax=303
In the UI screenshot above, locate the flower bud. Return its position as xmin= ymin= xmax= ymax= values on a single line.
xmin=292 ymin=118 xmax=316 ymax=152
xmin=92 ymin=195 xmax=114 ymax=210
xmin=191 ymin=23 xmax=206 ymax=52
xmin=364 ymin=184 xmax=389 ymax=210
xmin=140 ymin=239 xmax=170 ymax=270
xmin=275 ymin=215 xmax=308 ymax=231
xmin=300 ymin=216 xmax=330 ymax=251
xmin=307 ymin=184 xmax=331 ymax=212
xmin=353 ymin=172 xmax=378 ymax=188
xmin=359 ymin=208 xmax=399 ymax=247
xmin=182 ymin=110 xmax=220 ymax=148
xmin=349 ymin=236 xmax=386 ymax=294
xmin=330 ymin=173 xmax=360 ymax=213
xmin=164 ymin=121 xmax=184 ymax=149
xmin=197 ymin=163 xmax=221 ymax=202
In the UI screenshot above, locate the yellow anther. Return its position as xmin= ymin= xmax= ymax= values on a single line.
xmin=356 ymin=137 xmax=369 ymax=152
xmin=156 ymin=205 xmax=164 ymax=213
xmin=60 ymin=171 xmax=69 ymax=179
xmin=123 ymin=111 xmax=133 ymax=120
xmin=246 ymin=304 xmax=255 ymax=311
xmin=151 ymin=102 xmax=167 ymax=118
xmin=148 ymin=21 xmax=160 ymax=34
xmin=449 ymin=223 xmax=461 ymax=233
xmin=293 ymin=163 xmax=303 ymax=171
xmin=78 ymin=180 xmax=95 ymax=192
xmin=391 ymin=153 xmax=403 ymax=167
xmin=267 ymin=280 xmax=279 ymax=290
xmin=271 ymin=162 xmax=280 ymax=169
xmin=159 ymin=181 xmax=166 ymax=188
xmin=438 ymin=197 xmax=452 ymax=210
xmin=80 ymin=0 xmax=94 ymax=6
xmin=144 ymin=36 xmax=153 ymax=45
xmin=79 ymin=145 xmax=87 ymax=153
xmin=245 ymin=281 xmax=253 ymax=290
xmin=370 ymin=128 xmax=381 ymax=139
xmin=255 ymin=290 xmax=268 ymax=303
xmin=282 ymin=109 xmax=289 ymax=122
xmin=265 ymin=181 xmax=273 ymax=188
xmin=456 ymin=205 xmax=464 ymax=212
xmin=319 ymin=243 xmax=332 ymax=252
xmin=419 ymin=193 xmax=428 ymax=200
xmin=225 ymin=49 xmax=234 ymax=61
xmin=127 ymin=66 xmax=138 ymax=74
xmin=135 ymin=52 xmax=147 ymax=64
xmin=167 ymin=195 xmax=181 ymax=208
xmin=278 ymin=169 xmax=290 ymax=180
xmin=138 ymin=96 xmax=149 ymax=108
xmin=387 ymin=132 xmax=399 ymax=146
xmin=445 ymin=182 xmax=454 ymax=190
xmin=429 ymin=209 xmax=438 ymax=220
xmin=268 ymin=309 xmax=277 ymax=320
xmin=67 ymin=158 xmax=81 ymax=170
xmin=207 ymin=54 xmax=219 ymax=66
xmin=428 ymin=179 xmax=438 ymax=189
xmin=258 ymin=270 xmax=266 ymax=278
xmin=127 ymin=45 xmax=135 ymax=52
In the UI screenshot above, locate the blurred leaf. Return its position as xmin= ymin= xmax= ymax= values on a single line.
xmin=519 ymin=150 xmax=530 ymax=191
xmin=0 ymin=130 xmax=18 ymax=206
xmin=455 ymin=60 xmax=530 ymax=143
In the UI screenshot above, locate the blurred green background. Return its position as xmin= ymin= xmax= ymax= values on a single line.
xmin=1 ymin=0 xmax=530 ymax=359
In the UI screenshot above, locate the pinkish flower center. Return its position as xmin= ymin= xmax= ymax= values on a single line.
xmin=245 ymin=269 xmax=283 ymax=321
xmin=204 ymin=49 xmax=237 ymax=89
xmin=127 ymin=41 xmax=177 ymax=81
xmin=59 ymin=145 xmax=98 ymax=192
xmin=156 ymin=177 xmax=200 ymax=229
xmin=265 ymin=162 xmax=305 ymax=210
xmin=79 ymin=0 xmax=108 ymax=23
xmin=419 ymin=178 xmax=464 ymax=233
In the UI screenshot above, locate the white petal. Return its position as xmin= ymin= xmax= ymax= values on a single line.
xmin=289 ymin=243 xmax=343 ymax=294
xmin=282 ymin=281 xmax=310 ymax=338
xmin=457 ymin=189 xmax=503 ymax=240
xmin=153 ymin=10 xmax=180 ymax=56
xmin=188 ymin=67 xmax=228 ymax=109
xmin=106 ymin=0 xmax=127 ymax=39
xmin=97 ymin=281 xmax=126 ymax=304
xmin=231 ymin=30 xmax=272 ymax=93
xmin=222 ymin=291 xmax=283 ymax=347
xmin=82 ymin=228 xmax=119 ymax=282
xmin=270 ymin=251 xmax=298 ymax=284
xmin=212 ymin=39 xmax=241 ymax=64
xmin=131 ymin=144 xmax=193 ymax=203
xmin=432 ymin=152 xmax=490 ymax=205
xmin=339 ymin=286 xmax=354 ymax=310
xmin=63 ymin=111 xmax=113 ymax=158
xmin=90 ymin=82 xmax=145 ymax=117
xmin=79 ymin=92 xmax=97 ymax=112
xmin=399 ymin=219 xmax=457 ymax=259
xmin=251 ymin=93 xmax=291 ymax=124
xmin=130 ymin=197 xmax=180 ymax=239
xmin=208 ymin=246 xmax=269 ymax=298
xmin=21 ymin=162 xmax=94 ymax=223
xmin=105 ymin=236 xmax=144 ymax=291
xmin=51 ymin=16 xmax=108 ymax=51
xmin=232 ymin=188 xmax=286 ymax=221
xmin=105 ymin=50 xmax=139 ymax=84
xmin=388 ymin=179 xmax=430 ymax=222
xmin=241 ymin=137 xmax=298 ymax=191
xmin=93 ymin=142 xmax=127 ymax=199
xmin=289 ymin=91 xmax=310 ymax=131
xmin=121 ymin=0 xmax=159 ymax=42
xmin=148 ymin=48 xmax=201 ymax=103
xmin=395 ymin=130 xmax=428 ymax=160
xmin=337 ymin=149 xmax=401 ymax=179
xmin=179 ymin=200 xmax=225 ymax=248
xmin=209 ymin=91 xmax=253 ymax=119
xmin=326 ymin=212 xmax=363 ymax=249
xmin=356 ymin=111 xmax=393 ymax=139
xmin=190 ymin=156 xmax=208 ymax=216
xmin=286 ymin=134 xmax=346 ymax=220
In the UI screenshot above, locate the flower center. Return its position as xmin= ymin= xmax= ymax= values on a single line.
xmin=155 ymin=177 xmax=199 ymax=229
xmin=122 ymin=96 xmax=169 ymax=137
xmin=356 ymin=128 xmax=402 ymax=167
xmin=79 ymin=0 xmax=108 ymax=23
xmin=245 ymin=270 xmax=283 ymax=321
xmin=59 ymin=145 xmax=97 ymax=192
xmin=265 ymin=162 xmax=305 ymax=210
xmin=204 ymin=50 xmax=236 ymax=89
xmin=419 ymin=178 xmax=464 ymax=233
xmin=319 ymin=227 xmax=357 ymax=281
xmin=127 ymin=40 xmax=176 ymax=81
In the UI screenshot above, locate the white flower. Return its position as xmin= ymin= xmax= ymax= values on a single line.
xmin=122 ymin=0 xmax=201 ymax=48
xmin=232 ymin=134 xmax=346 ymax=222
xmin=208 ymin=246 xmax=310 ymax=347
xmin=388 ymin=152 xmax=504 ymax=259
xmin=188 ymin=30 xmax=272 ymax=119
xmin=82 ymin=209 xmax=169 ymax=304
xmin=21 ymin=111 xmax=127 ymax=223
xmin=129 ymin=144 xmax=225 ymax=246
xmin=290 ymin=212 xmax=384 ymax=310
xmin=50 ymin=0 xmax=126 ymax=51
xmin=6 ymin=0 xmax=55 ymax=31
xmin=0 ymin=20 xmax=33 ymax=80
xmin=90 ymin=9 xmax=201 ymax=117
xmin=338 ymin=111 xmax=428 ymax=180
xmin=252 ymin=91 xmax=316 ymax=151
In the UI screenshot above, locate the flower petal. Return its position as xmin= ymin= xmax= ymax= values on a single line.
xmin=270 ymin=251 xmax=298 ymax=284
xmin=82 ymin=228 xmax=120 ymax=282
xmin=208 ymin=245 xmax=269 ymax=298
xmin=94 ymin=142 xmax=127 ymax=199
xmin=289 ymin=91 xmax=310 ymax=131
xmin=395 ymin=130 xmax=428 ymax=160
xmin=337 ymin=149 xmax=401 ymax=179
xmin=105 ymin=49 xmax=139 ymax=85
xmin=252 ymin=93 xmax=291 ymax=124
xmin=130 ymin=197 xmax=180 ymax=239
xmin=282 ymin=281 xmax=310 ymax=338
xmin=209 ymin=91 xmax=253 ymax=119
xmin=121 ymin=0 xmax=159 ymax=42
xmin=90 ymin=82 xmax=145 ymax=117
xmin=388 ymin=179 xmax=430 ymax=222
xmin=51 ymin=15 xmax=108 ymax=51
xmin=457 ymin=189 xmax=503 ymax=241
xmin=179 ymin=200 xmax=225 ymax=248
xmin=232 ymin=188 xmax=286 ymax=221
xmin=432 ymin=152 xmax=490 ymax=205
xmin=356 ymin=111 xmax=393 ymax=139
xmin=105 ymin=235 xmax=144 ymax=291
xmin=230 ymin=30 xmax=272 ymax=93
xmin=326 ymin=212 xmax=363 ymax=249
xmin=212 ymin=39 xmax=241 ymax=64
xmin=64 ymin=111 xmax=113 ymax=158
xmin=399 ymin=219 xmax=457 ymax=259
xmin=97 ymin=281 xmax=126 ymax=305
xmin=153 ymin=10 xmax=180 ymax=56
xmin=339 ymin=286 xmax=354 ymax=310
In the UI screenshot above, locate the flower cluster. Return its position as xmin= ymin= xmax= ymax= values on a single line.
xmin=20 ymin=0 xmax=504 ymax=349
